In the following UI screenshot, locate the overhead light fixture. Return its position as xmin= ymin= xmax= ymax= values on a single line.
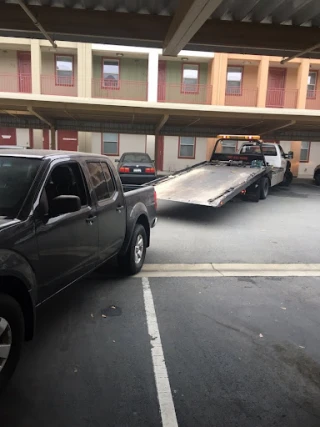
xmin=181 ymin=57 xmax=189 ymax=61
xmin=116 ymin=53 xmax=124 ymax=57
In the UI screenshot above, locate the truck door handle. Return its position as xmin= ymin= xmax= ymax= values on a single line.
xmin=86 ymin=215 xmax=97 ymax=225
xmin=116 ymin=205 xmax=124 ymax=212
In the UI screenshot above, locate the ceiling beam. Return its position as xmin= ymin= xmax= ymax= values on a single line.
xmin=292 ymin=0 xmax=319 ymax=25
xmin=155 ymin=114 xmax=169 ymax=134
xmin=273 ymin=0 xmax=316 ymax=25
xmin=251 ymin=0 xmax=286 ymax=23
xmin=1 ymin=4 xmax=320 ymax=57
xmin=27 ymin=107 xmax=52 ymax=127
xmin=163 ymin=0 xmax=224 ymax=56
xmin=232 ymin=0 xmax=261 ymax=22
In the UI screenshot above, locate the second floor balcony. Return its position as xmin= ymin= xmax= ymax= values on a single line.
xmin=225 ymin=87 xmax=258 ymax=107
xmin=265 ymin=89 xmax=298 ymax=108
xmin=92 ymin=78 xmax=147 ymax=101
xmin=0 ymin=74 xmax=32 ymax=93
xmin=157 ymin=83 xmax=212 ymax=104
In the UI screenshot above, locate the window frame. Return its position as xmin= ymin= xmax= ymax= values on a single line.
xmin=86 ymin=161 xmax=115 ymax=203
xmin=101 ymin=132 xmax=120 ymax=157
xmin=181 ymin=63 xmax=200 ymax=95
xmin=101 ymin=57 xmax=120 ymax=90
xmin=178 ymin=136 xmax=196 ymax=159
xmin=300 ymin=141 xmax=311 ymax=163
xmin=55 ymin=54 xmax=75 ymax=87
xmin=307 ymin=70 xmax=317 ymax=99
xmin=226 ymin=65 xmax=243 ymax=96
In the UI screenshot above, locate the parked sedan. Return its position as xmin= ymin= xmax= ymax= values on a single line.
xmin=116 ymin=152 xmax=157 ymax=184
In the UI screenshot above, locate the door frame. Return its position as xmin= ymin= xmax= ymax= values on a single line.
xmin=267 ymin=67 xmax=287 ymax=107
xmin=17 ymin=51 xmax=32 ymax=93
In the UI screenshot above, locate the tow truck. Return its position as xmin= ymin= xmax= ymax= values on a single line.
xmin=152 ymin=135 xmax=293 ymax=207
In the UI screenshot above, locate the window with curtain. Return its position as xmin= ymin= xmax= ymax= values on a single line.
xmin=226 ymin=66 xmax=243 ymax=95
xmin=103 ymin=59 xmax=120 ymax=88
xmin=102 ymin=133 xmax=119 ymax=155
xmin=179 ymin=136 xmax=195 ymax=158
xmin=181 ymin=64 xmax=199 ymax=93
xmin=56 ymin=55 xmax=74 ymax=86
xmin=307 ymin=71 xmax=317 ymax=98
xmin=300 ymin=141 xmax=310 ymax=162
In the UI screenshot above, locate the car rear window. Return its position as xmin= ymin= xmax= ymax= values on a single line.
xmin=122 ymin=153 xmax=151 ymax=163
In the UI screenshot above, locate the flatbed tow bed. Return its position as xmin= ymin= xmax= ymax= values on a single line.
xmin=150 ymin=135 xmax=293 ymax=207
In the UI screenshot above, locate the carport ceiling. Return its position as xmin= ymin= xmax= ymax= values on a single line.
xmin=2 ymin=0 xmax=320 ymax=58
xmin=2 ymin=94 xmax=320 ymax=140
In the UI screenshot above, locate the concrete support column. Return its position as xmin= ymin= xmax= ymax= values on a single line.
xmin=31 ymin=40 xmax=41 ymax=94
xmin=290 ymin=140 xmax=302 ymax=177
xmin=33 ymin=129 xmax=43 ymax=149
xmin=296 ymin=59 xmax=310 ymax=109
xmin=77 ymin=43 xmax=92 ymax=98
xmin=257 ymin=56 xmax=269 ymax=107
xmin=51 ymin=127 xmax=56 ymax=150
xmin=147 ymin=50 xmax=159 ymax=160
xmin=210 ymin=53 xmax=228 ymax=105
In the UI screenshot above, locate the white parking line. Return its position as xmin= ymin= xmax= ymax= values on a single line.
xmin=137 ymin=263 xmax=320 ymax=278
xmin=142 ymin=277 xmax=178 ymax=427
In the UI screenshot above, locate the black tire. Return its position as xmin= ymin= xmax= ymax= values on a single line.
xmin=118 ymin=224 xmax=147 ymax=275
xmin=282 ymin=170 xmax=293 ymax=187
xmin=315 ymin=173 xmax=320 ymax=186
xmin=260 ymin=177 xmax=269 ymax=200
xmin=0 ymin=293 xmax=24 ymax=394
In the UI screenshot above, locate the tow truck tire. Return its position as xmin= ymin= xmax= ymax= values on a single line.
xmin=282 ymin=170 xmax=293 ymax=187
xmin=260 ymin=177 xmax=269 ymax=200
xmin=118 ymin=224 xmax=147 ymax=275
xmin=315 ymin=173 xmax=320 ymax=186
xmin=0 ymin=293 xmax=24 ymax=394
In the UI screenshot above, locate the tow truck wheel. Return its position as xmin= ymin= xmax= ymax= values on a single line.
xmin=260 ymin=177 xmax=269 ymax=200
xmin=315 ymin=173 xmax=320 ymax=186
xmin=282 ymin=170 xmax=293 ymax=187
xmin=0 ymin=293 xmax=24 ymax=394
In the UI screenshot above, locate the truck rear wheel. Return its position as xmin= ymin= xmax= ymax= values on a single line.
xmin=282 ymin=170 xmax=293 ymax=187
xmin=260 ymin=177 xmax=269 ymax=200
xmin=0 ymin=293 xmax=24 ymax=394
xmin=118 ymin=224 xmax=147 ymax=275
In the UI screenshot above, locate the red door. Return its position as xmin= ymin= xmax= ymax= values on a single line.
xmin=158 ymin=61 xmax=166 ymax=102
xmin=266 ymin=68 xmax=286 ymax=107
xmin=58 ymin=130 xmax=78 ymax=151
xmin=43 ymin=129 xmax=50 ymax=149
xmin=0 ymin=128 xmax=16 ymax=145
xmin=17 ymin=52 xmax=31 ymax=93
xmin=155 ymin=135 xmax=164 ymax=171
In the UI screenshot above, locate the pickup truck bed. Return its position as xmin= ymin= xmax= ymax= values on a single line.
xmin=153 ymin=159 xmax=270 ymax=207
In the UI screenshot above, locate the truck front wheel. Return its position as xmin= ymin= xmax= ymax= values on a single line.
xmin=282 ymin=170 xmax=293 ymax=187
xmin=0 ymin=293 xmax=24 ymax=394
xmin=118 ymin=224 xmax=147 ymax=275
xmin=260 ymin=177 xmax=269 ymax=200
xmin=315 ymin=172 xmax=320 ymax=186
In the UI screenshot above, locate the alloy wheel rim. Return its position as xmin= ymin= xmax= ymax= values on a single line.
xmin=0 ymin=317 xmax=12 ymax=372
xmin=134 ymin=234 xmax=144 ymax=264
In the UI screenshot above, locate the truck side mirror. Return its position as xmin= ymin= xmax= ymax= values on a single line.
xmin=51 ymin=195 xmax=81 ymax=217
xmin=287 ymin=151 xmax=294 ymax=159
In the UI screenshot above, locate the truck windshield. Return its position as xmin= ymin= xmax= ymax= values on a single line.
xmin=0 ymin=156 xmax=41 ymax=218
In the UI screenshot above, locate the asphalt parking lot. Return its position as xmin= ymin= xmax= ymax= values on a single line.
xmin=1 ymin=181 xmax=320 ymax=427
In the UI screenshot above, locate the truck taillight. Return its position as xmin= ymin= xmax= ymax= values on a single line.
xmin=154 ymin=189 xmax=157 ymax=209
xmin=145 ymin=167 xmax=155 ymax=173
xmin=119 ymin=167 xmax=130 ymax=173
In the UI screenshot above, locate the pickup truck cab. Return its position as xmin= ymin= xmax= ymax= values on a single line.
xmin=0 ymin=149 xmax=157 ymax=392
xmin=239 ymin=142 xmax=293 ymax=186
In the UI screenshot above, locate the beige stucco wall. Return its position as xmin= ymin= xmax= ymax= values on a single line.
xmin=91 ymin=133 xmax=146 ymax=164
xmin=0 ymin=50 xmax=19 ymax=92
xmin=298 ymin=142 xmax=320 ymax=178
xmin=163 ymin=136 xmax=207 ymax=172
xmin=41 ymin=51 xmax=78 ymax=96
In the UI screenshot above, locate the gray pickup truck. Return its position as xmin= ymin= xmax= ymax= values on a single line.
xmin=0 ymin=149 xmax=157 ymax=392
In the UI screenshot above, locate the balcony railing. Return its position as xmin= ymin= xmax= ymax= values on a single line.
xmin=0 ymin=74 xmax=31 ymax=93
xmin=306 ymin=91 xmax=320 ymax=109
xmin=158 ymin=83 xmax=212 ymax=104
xmin=266 ymin=89 xmax=298 ymax=108
xmin=92 ymin=79 xmax=147 ymax=101
xmin=41 ymin=75 xmax=78 ymax=96
xmin=225 ymin=88 xmax=258 ymax=107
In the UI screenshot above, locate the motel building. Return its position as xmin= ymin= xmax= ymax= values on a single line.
xmin=0 ymin=37 xmax=320 ymax=179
